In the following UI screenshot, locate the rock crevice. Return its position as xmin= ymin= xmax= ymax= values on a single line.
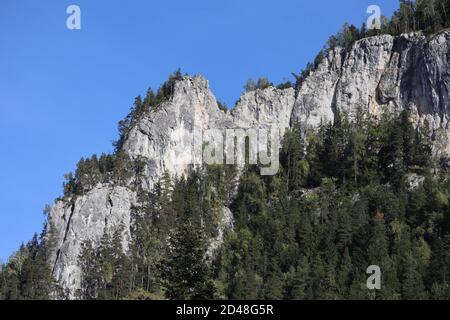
xmin=48 ymin=30 xmax=450 ymax=295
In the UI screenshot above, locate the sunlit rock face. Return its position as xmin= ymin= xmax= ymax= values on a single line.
xmin=48 ymin=30 xmax=450 ymax=296
xmin=291 ymin=30 xmax=450 ymax=152
xmin=122 ymin=76 xmax=295 ymax=189
xmin=48 ymin=76 xmax=295 ymax=296
xmin=49 ymin=185 xmax=136 ymax=295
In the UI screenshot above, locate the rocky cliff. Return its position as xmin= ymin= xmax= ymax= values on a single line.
xmin=293 ymin=31 xmax=450 ymax=153
xmin=48 ymin=30 xmax=450 ymax=295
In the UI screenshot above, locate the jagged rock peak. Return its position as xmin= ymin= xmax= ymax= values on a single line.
xmin=292 ymin=30 xmax=450 ymax=154
xmin=47 ymin=30 xmax=450 ymax=297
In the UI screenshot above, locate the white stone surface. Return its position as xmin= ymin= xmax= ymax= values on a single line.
xmin=48 ymin=30 xmax=450 ymax=296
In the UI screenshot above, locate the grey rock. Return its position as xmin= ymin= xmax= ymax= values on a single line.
xmin=48 ymin=30 xmax=450 ymax=297
xmin=49 ymin=76 xmax=294 ymax=296
xmin=406 ymin=173 xmax=425 ymax=190
xmin=292 ymin=31 xmax=450 ymax=154
xmin=123 ymin=76 xmax=295 ymax=189
xmin=291 ymin=47 xmax=344 ymax=128
xmin=49 ymin=185 xmax=136 ymax=296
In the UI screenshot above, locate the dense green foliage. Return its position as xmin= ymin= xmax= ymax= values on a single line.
xmin=0 ymin=70 xmax=188 ymax=300
xmin=76 ymin=227 xmax=136 ymax=300
xmin=0 ymin=222 xmax=63 ymax=300
xmin=216 ymin=109 xmax=448 ymax=300
xmin=158 ymin=222 xmax=217 ymax=300
xmin=2 ymin=99 xmax=449 ymax=301
xmin=63 ymin=165 xmax=235 ymax=300
xmin=61 ymin=152 xmax=143 ymax=198
xmin=327 ymin=0 xmax=450 ymax=49
xmin=1 ymin=1 xmax=450 ymax=300
xmin=13 ymin=108 xmax=445 ymax=300
xmin=385 ymin=0 xmax=450 ymax=36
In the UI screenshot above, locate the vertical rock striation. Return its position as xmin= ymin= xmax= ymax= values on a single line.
xmin=48 ymin=30 xmax=450 ymax=296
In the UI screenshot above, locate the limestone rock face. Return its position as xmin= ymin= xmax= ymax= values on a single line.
xmin=48 ymin=30 xmax=450 ymax=296
xmin=122 ymin=76 xmax=233 ymax=190
xmin=48 ymin=76 xmax=294 ymax=296
xmin=49 ymin=185 xmax=136 ymax=295
xmin=122 ymin=76 xmax=295 ymax=189
xmin=335 ymin=34 xmax=394 ymax=117
xmin=232 ymin=86 xmax=296 ymax=133
xmin=291 ymin=47 xmax=345 ymax=128
xmin=291 ymin=31 xmax=450 ymax=153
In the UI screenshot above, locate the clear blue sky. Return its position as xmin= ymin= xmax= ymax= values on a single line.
xmin=0 ymin=0 xmax=399 ymax=262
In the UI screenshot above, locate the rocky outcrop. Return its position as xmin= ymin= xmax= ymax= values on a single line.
xmin=406 ymin=173 xmax=426 ymax=190
xmin=122 ymin=76 xmax=295 ymax=189
xmin=122 ymin=76 xmax=232 ymax=190
xmin=48 ymin=30 xmax=450 ymax=296
xmin=292 ymin=31 xmax=450 ymax=153
xmin=49 ymin=76 xmax=294 ymax=296
xmin=232 ymin=86 xmax=296 ymax=133
xmin=291 ymin=47 xmax=345 ymax=128
xmin=49 ymin=185 xmax=136 ymax=293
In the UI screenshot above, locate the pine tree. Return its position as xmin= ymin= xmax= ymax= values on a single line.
xmin=158 ymin=221 xmax=216 ymax=300
xmin=290 ymin=255 xmax=311 ymax=300
xmin=337 ymin=248 xmax=352 ymax=298
xmin=78 ymin=240 xmax=99 ymax=299
xmin=16 ymin=233 xmax=58 ymax=300
xmin=379 ymin=113 xmax=406 ymax=189
xmin=280 ymin=129 xmax=307 ymax=191
xmin=401 ymin=253 xmax=428 ymax=299
xmin=426 ymin=236 xmax=449 ymax=294
xmin=263 ymin=267 xmax=284 ymax=299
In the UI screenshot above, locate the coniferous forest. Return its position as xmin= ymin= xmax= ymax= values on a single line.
xmin=1 ymin=0 xmax=450 ymax=300
xmin=2 ymin=108 xmax=449 ymax=300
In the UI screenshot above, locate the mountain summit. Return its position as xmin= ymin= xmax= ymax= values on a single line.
xmin=46 ymin=30 xmax=450 ymax=295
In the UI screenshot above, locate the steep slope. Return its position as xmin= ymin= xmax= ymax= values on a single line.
xmin=48 ymin=30 xmax=450 ymax=295
xmin=48 ymin=76 xmax=295 ymax=295
xmin=292 ymin=31 xmax=450 ymax=152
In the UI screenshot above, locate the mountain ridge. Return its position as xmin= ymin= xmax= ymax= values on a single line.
xmin=45 ymin=29 xmax=450 ymax=295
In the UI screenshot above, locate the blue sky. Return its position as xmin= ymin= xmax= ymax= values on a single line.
xmin=0 ymin=0 xmax=399 ymax=261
